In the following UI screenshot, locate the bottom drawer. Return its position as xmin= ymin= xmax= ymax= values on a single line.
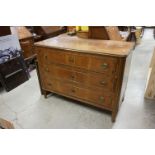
xmin=43 ymin=79 xmax=113 ymax=109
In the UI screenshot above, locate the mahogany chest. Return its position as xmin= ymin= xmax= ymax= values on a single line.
xmin=35 ymin=34 xmax=134 ymax=122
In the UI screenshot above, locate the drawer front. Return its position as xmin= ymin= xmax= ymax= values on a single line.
xmin=42 ymin=64 xmax=115 ymax=91
xmin=69 ymin=85 xmax=112 ymax=108
xmin=74 ymin=54 xmax=117 ymax=74
xmin=43 ymin=64 xmax=73 ymax=81
xmin=37 ymin=47 xmax=118 ymax=75
xmin=37 ymin=48 xmax=73 ymax=66
xmin=42 ymin=78 xmax=113 ymax=109
xmin=74 ymin=70 xmax=115 ymax=91
xmin=44 ymin=49 xmax=66 ymax=65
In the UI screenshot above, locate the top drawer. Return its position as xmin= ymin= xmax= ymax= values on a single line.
xmin=37 ymin=47 xmax=118 ymax=74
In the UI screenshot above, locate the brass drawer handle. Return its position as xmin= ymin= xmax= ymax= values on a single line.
xmin=100 ymin=81 xmax=106 ymax=85
xmin=44 ymin=55 xmax=48 ymax=59
xmin=20 ymin=40 xmax=30 ymax=45
xmin=48 ymin=83 xmax=52 ymax=86
xmin=71 ymin=89 xmax=75 ymax=93
xmin=101 ymin=63 xmax=108 ymax=69
xmin=99 ymin=96 xmax=105 ymax=103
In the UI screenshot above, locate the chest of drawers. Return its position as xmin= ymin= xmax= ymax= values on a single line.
xmin=35 ymin=34 xmax=134 ymax=122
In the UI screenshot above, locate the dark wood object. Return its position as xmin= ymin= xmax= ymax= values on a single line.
xmin=0 ymin=26 xmax=29 ymax=91
xmin=118 ymin=26 xmax=129 ymax=31
xmin=0 ymin=26 xmax=11 ymax=88
xmin=0 ymin=26 xmax=11 ymax=36
xmin=35 ymin=34 xmax=134 ymax=122
xmin=127 ymin=31 xmax=136 ymax=42
xmin=88 ymin=26 xmax=109 ymax=39
xmin=32 ymin=26 xmax=67 ymax=41
xmin=0 ymin=56 xmax=29 ymax=91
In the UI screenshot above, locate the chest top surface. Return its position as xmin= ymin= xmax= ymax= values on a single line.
xmin=10 ymin=26 xmax=33 ymax=40
xmin=35 ymin=34 xmax=135 ymax=57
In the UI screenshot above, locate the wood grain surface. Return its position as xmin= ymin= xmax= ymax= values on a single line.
xmin=10 ymin=26 xmax=32 ymax=40
xmin=35 ymin=34 xmax=134 ymax=57
xmin=145 ymin=49 xmax=155 ymax=100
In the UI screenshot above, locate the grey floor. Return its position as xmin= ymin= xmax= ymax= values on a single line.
xmin=0 ymin=28 xmax=155 ymax=129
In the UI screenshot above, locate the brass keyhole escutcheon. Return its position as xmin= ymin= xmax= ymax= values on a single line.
xmin=46 ymin=68 xmax=49 ymax=72
xmin=101 ymin=63 xmax=108 ymax=69
xmin=71 ymin=74 xmax=75 ymax=79
xmin=48 ymin=83 xmax=52 ymax=87
xmin=44 ymin=55 xmax=48 ymax=59
xmin=99 ymin=96 xmax=104 ymax=103
xmin=69 ymin=57 xmax=74 ymax=63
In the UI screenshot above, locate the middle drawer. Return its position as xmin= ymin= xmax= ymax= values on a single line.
xmin=41 ymin=64 xmax=116 ymax=92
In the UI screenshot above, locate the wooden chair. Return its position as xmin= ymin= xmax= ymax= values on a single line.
xmin=0 ymin=27 xmax=29 ymax=91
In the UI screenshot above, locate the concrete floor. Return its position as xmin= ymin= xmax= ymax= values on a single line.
xmin=0 ymin=28 xmax=155 ymax=129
